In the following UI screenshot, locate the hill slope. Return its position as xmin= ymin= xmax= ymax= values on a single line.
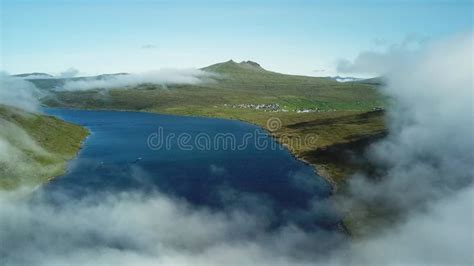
xmin=0 ymin=105 xmax=88 ymax=189
xmin=43 ymin=60 xmax=384 ymax=112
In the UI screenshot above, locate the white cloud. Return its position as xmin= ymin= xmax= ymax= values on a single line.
xmin=59 ymin=69 xmax=217 ymax=91
xmin=337 ymin=31 xmax=474 ymax=265
xmin=349 ymin=186 xmax=474 ymax=265
xmin=59 ymin=67 xmax=80 ymax=78
xmin=337 ymin=34 xmax=427 ymax=76
xmin=0 ymin=72 xmax=42 ymax=112
xmin=0 ymin=187 xmax=344 ymax=266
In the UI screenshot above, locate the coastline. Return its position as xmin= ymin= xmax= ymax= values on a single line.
xmin=265 ymin=132 xmax=338 ymax=189
xmin=30 ymin=137 xmax=90 ymax=197
xmin=43 ymin=127 xmax=91 ymax=186
xmin=0 ymin=105 xmax=90 ymax=191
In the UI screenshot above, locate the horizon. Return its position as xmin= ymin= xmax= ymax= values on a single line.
xmin=1 ymin=0 xmax=472 ymax=77
xmin=8 ymin=59 xmax=377 ymax=79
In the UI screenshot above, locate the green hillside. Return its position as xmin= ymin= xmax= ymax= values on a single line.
xmin=43 ymin=60 xmax=384 ymax=112
xmin=0 ymin=105 xmax=88 ymax=189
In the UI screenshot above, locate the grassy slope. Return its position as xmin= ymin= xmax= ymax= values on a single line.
xmin=44 ymin=61 xmax=385 ymax=112
xmin=0 ymin=105 xmax=88 ymax=189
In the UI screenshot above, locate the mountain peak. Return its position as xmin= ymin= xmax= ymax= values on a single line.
xmin=240 ymin=60 xmax=261 ymax=68
xmin=202 ymin=60 xmax=266 ymax=73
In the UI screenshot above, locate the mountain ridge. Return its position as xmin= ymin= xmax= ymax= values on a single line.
xmin=202 ymin=60 xmax=268 ymax=74
xmin=13 ymin=72 xmax=54 ymax=78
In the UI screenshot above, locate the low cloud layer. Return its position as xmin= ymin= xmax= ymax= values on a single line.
xmin=346 ymin=31 xmax=473 ymax=206
xmin=338 ymin=31 xmax=474 ymax=264
xmin=0 ymin=73 xmax=58 ymax=189
xmin=59 ymin=69 xmax=217 ymax=91
xmin=0 ymin=72 xmax=42 ymax=112
xmin=0 ymin=184 xmax=346 ymax=266
xmin=349 ymin=186 xmax=474 ymax=265
xmin=337 ymin=34 xmax=427 ymax=76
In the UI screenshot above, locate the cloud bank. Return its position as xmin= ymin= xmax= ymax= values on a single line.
xmin=0 ymin=72 xmax=42 ymax=112
xmin=0 ymin=183 xmax=347 ymax=266
xmin=349 ymin=186 xmax=474 ymax=265
xmin=337 ymin=31 xmax=474 ymax=264
xmin=346 ymin=31 xmax=473 ymax=207
xmin=337 ymin=34 xmax=427 ymax=76
xmin=0 ymin=72 xmax=58 ymax=189
xmin=59 ymin=69 xmax=217 ymax=91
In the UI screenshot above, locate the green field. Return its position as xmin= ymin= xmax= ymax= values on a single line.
xmin=43 ymin=60 xmax=384 ymax=112
xmin=0 ymin=105 xmax=89 ymax=189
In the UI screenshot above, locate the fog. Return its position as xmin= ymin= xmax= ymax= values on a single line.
xmin=341 ymin=31 xmax=473 ymax=210
xmin=0 ymin=72 xmax=42 ymax=112
xmin=0 ymin=182 xmax=346 ymax=266
xmin=349 ymin=185 xmax=473 ymax=265
xmin=0 ymin=72 xmax=61 ymax=189
xmin=337 ymin=31 xmax=474 ymax=264
xmin=59 ymin=68 xmax=217 ymax=91
xmin=0 ymin=119 xmax=58 ymax=188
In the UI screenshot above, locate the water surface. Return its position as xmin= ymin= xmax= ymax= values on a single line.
xmin=43 ymin=109 xmax=337 ymax=230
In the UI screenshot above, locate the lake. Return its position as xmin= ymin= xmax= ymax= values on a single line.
xmin=43 ymin=108 xmax=338 ymax=231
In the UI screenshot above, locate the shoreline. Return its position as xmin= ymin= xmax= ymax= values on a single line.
xmin=44 ymin=128 xmax=91 ymax=186
xmin=0 ymin=106 xmax=90 ymax=192
xmin=265 ymin=133 xmax=338 ymax=190
xmin=34 ymin=112 xmax=91 ymax=190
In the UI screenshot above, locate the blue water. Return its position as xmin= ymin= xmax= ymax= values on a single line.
xmin=43 ymin=108 xmax=337 ymax=230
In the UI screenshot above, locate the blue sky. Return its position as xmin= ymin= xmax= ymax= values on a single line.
xmin=0 ymin=0 xmax=472 ymax=76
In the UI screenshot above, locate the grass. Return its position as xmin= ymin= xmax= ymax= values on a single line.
xmin=44 ymin=60 xmax=385 ymax=111
xmin=0 ymin=104 xmax=89 ymax=189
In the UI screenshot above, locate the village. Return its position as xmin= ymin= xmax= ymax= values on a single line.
xmin=223 ymin=103 xmax=320 ymax=113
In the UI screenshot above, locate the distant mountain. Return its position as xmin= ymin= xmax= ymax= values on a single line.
xmin=95 ymin=73 xmax=129 ymax=80
xmin=13 ymin=72 xmax=54 ymax=79
xmin=202 ymin=60 xmax=268 ymax=74
xmin=21 ymin=73 xmax=130 ymax=90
